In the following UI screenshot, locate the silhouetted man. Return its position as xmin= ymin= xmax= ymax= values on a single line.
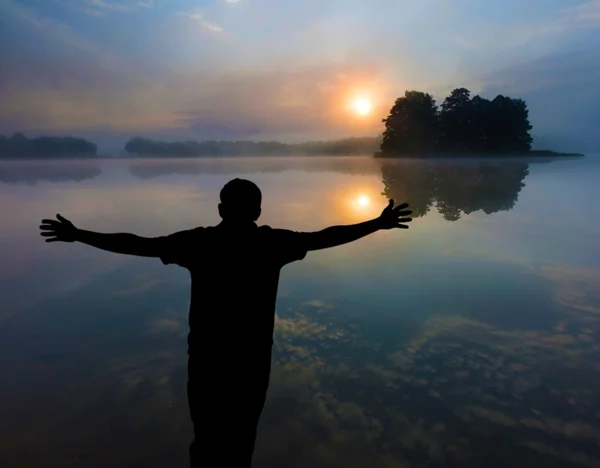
xmin=39 ymin=178 xmax=412 ymax=467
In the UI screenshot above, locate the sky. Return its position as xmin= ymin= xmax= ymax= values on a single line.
xmin=1 ymin=0 xmax=599 ymax=152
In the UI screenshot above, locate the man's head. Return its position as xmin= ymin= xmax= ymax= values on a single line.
xmin=218 ymin=178 xmax=262 ymax=223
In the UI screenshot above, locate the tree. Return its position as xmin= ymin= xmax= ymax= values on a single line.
xmin=7 ymin=132 xmax=28 ymax=156
xmin=124 ymin=137 xmax=224 ymax=157
xmin=123 ymin=137 xmax=382 ymax=157
xmin=0 ymin=135 xmax=7 ymax=156
xmin=0 ymin=133 xmax=97 ymax=158
xmin=468 ymin=95 xmax=493 ymax=152
xmin=379 ymin=87 xmax=534 ymax=156
xmin=438 ymin=88 xmax=473 ymax=152
xmin=487 ymin=96 xmax=533 ymax=152
xmin=380 ymin=91 xmax=439 ymax=155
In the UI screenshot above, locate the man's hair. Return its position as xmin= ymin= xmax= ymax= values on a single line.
xmin=220 ymin=178 xmax=262 ymax=205
xmin=219 ymin=178 xmax=262 ymax=221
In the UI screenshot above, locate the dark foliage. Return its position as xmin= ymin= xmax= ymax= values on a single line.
xmin=379 ymin=88 xmax=533 ymax=156
xmin=124 ymin=137 xmax=224 ymax=157
xmin=123 ymin=137 xmax=381 ymax=157
xmin=0 ymin=133 xmax=97 ymax=158
xmin=380 ymin=91 xmax=439 ymax=154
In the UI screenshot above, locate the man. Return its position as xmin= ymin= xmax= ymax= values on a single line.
xmin=39 ymin=178 xmax=412 ymax=467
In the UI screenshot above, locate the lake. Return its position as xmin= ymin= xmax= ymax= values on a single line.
xmin=0 ymin=155 xmax=599 ymax=468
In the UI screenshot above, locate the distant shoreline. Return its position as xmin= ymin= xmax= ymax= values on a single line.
xmin=0 ymin=151 xmax=586 ymax=160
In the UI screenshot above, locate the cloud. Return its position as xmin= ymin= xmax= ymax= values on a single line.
xmin=454 ymin=35 xmax=480 ymax=51
xmin=525 ymin=0 xmax=600 ymax=38
xmin=267 ymin=292 xmax=600 ymax=466
xmin=3 ymin=0 xmax=599 ymax=148
xmin=0 ymin=14 xmax=388 ymax=143
xmin=80 ymin=7 xmax=104 ymax=16
xmin=171 ymin=63 xmax=389 ymax=140
xmin=0 ymin=1 xmax=182 ymax=134
xmin=178 ymin=11 xmax=223 ymax=32
xmin=55 ymin=0 xmax=155 ymax=16
xmin=4 ymin=230 xmax=600 ymax=467
xmin=561 ymin=0 xmax=600 ymax=29
xmin=475 ymin=47 xmax=600 ymax=151
xmin=454 ymin=0 xmax=600 ymax=55
xmin=541 ymin=266 xmax=600 ymax=317
xmin=467 ymin=406 xmax=518 ymax=427
xmin=145 ymin=316 xmax=185 ymax=335
xmin=0 ymin=0 xmax=107 ymax=56
xmin=86 ymin=0 xmax=137 ymax=13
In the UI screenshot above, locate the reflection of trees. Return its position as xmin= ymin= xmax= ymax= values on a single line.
xmin=380 ymin=160 xmax=529 ymax=221
xmin=129 ymin=161 xmax=206 ymax=179
xmin=128 ymin=157 xmax=381 ymax=179
xmin=0 ymin=162 xmax=102 ymax=185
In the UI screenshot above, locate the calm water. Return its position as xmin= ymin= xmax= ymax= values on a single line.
xmin=1 ymin=156 xmax=599 ymax=468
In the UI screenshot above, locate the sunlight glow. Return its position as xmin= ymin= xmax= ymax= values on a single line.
xmin=357 ymin=194 xmax=370 ymax=207
xmin=352 ymin=98 xmax=372 ymax=116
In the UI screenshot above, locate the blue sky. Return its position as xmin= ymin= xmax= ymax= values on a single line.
xmin=1 ymin=0 xmax=599 ymax=151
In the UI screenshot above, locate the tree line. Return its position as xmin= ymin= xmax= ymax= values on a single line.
xmin=379 ymin=88 xmax=534 ymax=156
xmin=1 ymin=87 xmax=556 ymax=159
xmin=0 ymin=132 xmax=97 ymax=158
xmin=124 ymin=136 xmax=381 ymax=157
xmin=0 ymin=133 xmax=381 ymax=158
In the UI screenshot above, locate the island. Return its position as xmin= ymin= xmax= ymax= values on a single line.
xmin=375 ymin=88 xmax=584 ymax=158
xmin=0 ymin=133 xmax=98 ymax=158
xmin=123 ymin=136 xmax=381 ymax=157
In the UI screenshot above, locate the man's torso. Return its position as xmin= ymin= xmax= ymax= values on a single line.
xmin=158 ymin=224 xmax=308 ymax=354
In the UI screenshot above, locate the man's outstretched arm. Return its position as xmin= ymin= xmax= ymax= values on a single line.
xmin=39 ymin=214 xmax=162 ymax=257
xmin=303 ymin=199 xmax=412 ymax=251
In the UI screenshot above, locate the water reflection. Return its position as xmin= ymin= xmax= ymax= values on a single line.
xmin=0 ymin=161 xmax=102 ymax=185
xmin=127 ymin=157 xmax=533 ymax=222
xmin=128 ymin=156 xmax=381 ymax=178
xmin=0 ymin=156 xmax=599 ymax=468
xmin=381 ymin=160 xmax=529 ymax=221
xmin=263 ymin=277 xmax=600 ymax=468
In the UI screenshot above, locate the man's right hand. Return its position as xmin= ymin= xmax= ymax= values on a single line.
xmin=40 ymin=214 xmax=79 ymax=243
xmin=376 ymin=199 xmax=412 ymax=230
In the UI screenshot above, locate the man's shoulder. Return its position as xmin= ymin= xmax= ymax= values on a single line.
xmin=257 ymin=226 xmax=294 ymax=237
xmin=167 ymin=226 xmax=212 ymax=240
xmin=181 ymin=226 xmax=208 ymax=234
xmin=257 ymin=226 xmax=309 ymax=263
xmin=257 ymin=226 xmax=309 ymax=244
xmin=258 ymin=225 xmax=299 ymax=234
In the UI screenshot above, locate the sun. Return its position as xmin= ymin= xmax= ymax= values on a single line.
xmin=357 ymin=194 xmax=370 ymax=207
xmin=352 ymin=98 xmax=372 ymax=116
